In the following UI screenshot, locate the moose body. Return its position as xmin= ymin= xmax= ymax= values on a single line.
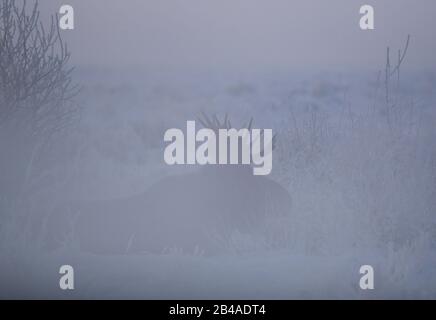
xmin=46 ymin=165 xmax=292 ymax=255
xmin=46 ymin=116 xmax=292 ymax=255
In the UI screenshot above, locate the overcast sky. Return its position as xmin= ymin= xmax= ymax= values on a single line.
xmin=39 ymin=0 xmax=436 ymax=72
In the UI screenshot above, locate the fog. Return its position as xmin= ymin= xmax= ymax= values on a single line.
xmin=1 ymin=0 xmax=436 ymax=299
xmin=39 ymin=0 xmax=436 ymax=71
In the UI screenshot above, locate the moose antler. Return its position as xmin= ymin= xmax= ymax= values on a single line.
xmin=197 ymin=112 xmax=277 ymax=153
xmin=198 ymin=111 xmax=232 ymax=131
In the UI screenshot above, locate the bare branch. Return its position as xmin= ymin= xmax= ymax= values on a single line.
xmin=0 ymin=0 xmax=79 ymax=139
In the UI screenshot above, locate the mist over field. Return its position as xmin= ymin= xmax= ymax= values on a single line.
xmin=1 ymin=0 xmax=436 ymax=299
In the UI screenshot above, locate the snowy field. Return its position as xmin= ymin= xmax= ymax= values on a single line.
xmin=1 ymin=67 xmax=436 ymax=299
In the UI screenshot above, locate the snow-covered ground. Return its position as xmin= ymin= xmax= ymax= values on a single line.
xmin=1 ymin=67 xmax=435 ymax=299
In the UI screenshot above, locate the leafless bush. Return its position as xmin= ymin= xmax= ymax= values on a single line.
xmin=0 ymin=0 xmax=79 ymax=216
xmin=0 ymin=0 xmax=79 ymax=138
xmin=383 ymin=35 xmax=410 ymax=126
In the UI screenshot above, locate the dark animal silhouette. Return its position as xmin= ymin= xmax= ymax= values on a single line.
xmin=44 ymin=116 xmax=292 ymax=255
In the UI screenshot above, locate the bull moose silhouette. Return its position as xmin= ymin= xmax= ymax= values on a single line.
xmin=45 ymin=114 xmax=292 ymax=255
